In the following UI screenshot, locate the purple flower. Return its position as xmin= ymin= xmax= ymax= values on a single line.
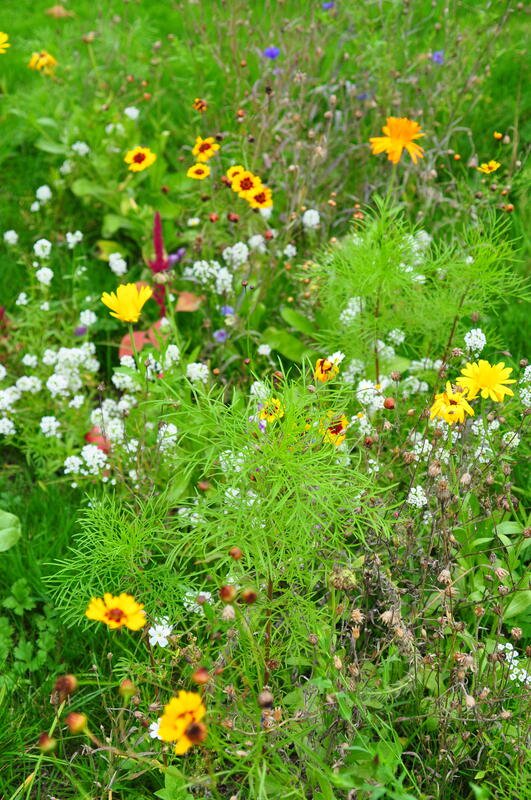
xmin=168 ymin=247 xmax=186 ymax=265
xmin=74 ymin=325 xmax=87 ymax=337
xmin=357 ymin=92 xmax=368 ymax=101
xmin=263 ymin=46 xmax=280 ymax=60
xmin=432 ymin=50 xmax=444 ymax=65
xmin=220 ymin=305 xmax=234 ymax=315
xmin=322 ymin=1 xmax=335 ymax=8
xmin=213 ymin=328 xmax=228 ymax=343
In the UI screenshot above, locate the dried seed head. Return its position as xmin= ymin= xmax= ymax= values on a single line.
xmin=428 ymin=461 xmax=441 ymax=478
xmin=184 ymin=720 xmax=208 ymax=744
xmin=258 ymin=690 xmax=274 ymax=708
xmin=221 ymin=604 xmax=236 ymax=621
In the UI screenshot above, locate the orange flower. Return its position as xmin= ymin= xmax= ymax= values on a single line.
xmin=314 ymin=357 xmax=339 ymax=383
xmin=247 ymin=185 xmax=273 ymax=209
xmin=369 ymin=117 xmax=425 ymax=164
xmin=192 ymin=136 xmax=219 ymax=162
xmin=187 ymin=163 xmax=211 ymax=180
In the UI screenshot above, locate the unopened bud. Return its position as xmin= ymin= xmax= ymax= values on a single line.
xmin=191 ymin=667 xmax=210 ymax=685
xmin=38 ymin=733 xmax=57 ymax=752
xmin=65 ymin=712 xmax=88 ymax=734
xmin=119 ymin=679 xmax=137 ymax=700
xmin=241 ymin=588 xmax=258 ymax=604
xmin=220 ymin=585 xmax=237 ymax=603
xmin=54 ymin=674 xmax=78 ymax=698
xmin=383 ymin=397 xmax=395 ymax=410
xmin=229 ymin=546 xmax=243 ymax=560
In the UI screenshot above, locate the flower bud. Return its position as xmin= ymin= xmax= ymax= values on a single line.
xmin=241 ymin=588 xmax=258 ymax=604
xmin=65 ymin=712 xmax=88 ymax=734
xmin=220 ymin=585 xmax=237 ymax=603
xmin=54 ymin=674 xmax=78 ymax=698
xmin=383 ymin=397 xmax=395 ymax=410
xmin=119 ymin=679 xmax=137 ymax=700
xmin=229 ymin=546 xmax=243 ymax=560
xmin=38 ymin=733 xmax=57 ymax=752
xmin=191 ymin=667 xmax=210 ymax=685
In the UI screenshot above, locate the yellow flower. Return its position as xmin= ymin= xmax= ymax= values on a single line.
xmin=193 ymin=98 xmax=207 ymax=113
xmin=456 ymin=360 xmax=515 ymax=402
xmin=85 ymin=592 xmax=146 ymax=630
xmin=477 ymin=160 xmax=500 ymax=174
xmin=247 ymin=185 xmax=273 ymax=209
xmin=101 ymin=283 xmax=153 ymax=323
xmin=226 ymin=165 xmax=245 ymax=183
xmin=28 ymin=50 xmax=57 ymax=74
xmin=192 ymin=136 xmax=219 ymax=162
xmin=187 ymin=163 xmax=210 ymax=180
xmin=0 ymin=32 xmax=11 ymax=54
xmin=259 ymin=397 xmax=284 ymax=422
xmin=319 ymin=412 xmax=349 ymax=446
xmin=369 ymin=117 xmax=425 ymax=164
xmin=429 ymin=382 xmax=475 ymax=425
xmin=124 ymin=146 xmax=157 ymax=172
xmin=232 ymin=170 xmax=263 ymax=198
xmin=314 ymin=357 xmax=339 ymax=383
xmin=493 ymin=131 xmax=503 ymax=140
xmin=158 ymin=691 xmax=207 ymax=755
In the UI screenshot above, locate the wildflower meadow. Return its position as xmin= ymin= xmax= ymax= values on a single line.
xmin=1 ymin=2 xmax=530 ymax=799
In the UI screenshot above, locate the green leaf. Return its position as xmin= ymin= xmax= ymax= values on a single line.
xmin=2 ymin=579 xmax=35 ymax=615
xmin=280 ymin=307 xmax=317 ymax=336
xmin=34 ymin=137 xmax=68 ymax=155
xmin=0 ymin=510 xmax=21 ymax=552
xmin=504 ymin=590 xmax=531 ymax=619
xmin=262 ymin=326 xmax=316 ymax=362
xmin=71 ymin=178 xmax=110 ymax=201
xmin=96 ymin=240 xmax=128 ymax=261
xmin=102 ymin=213 xmax=136 ymax=237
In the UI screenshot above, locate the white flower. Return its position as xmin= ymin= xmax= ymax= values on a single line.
xmin=163 ymin=344 xmax=181 ymax=368
xmin=339 ymin=297 xmax=363 ymax=325
xmin=0 ymin=387 xmax=21 ymax=412
xmin=215 ymin=266 xmax=233 ymax=295
xmin=40 ymin=302 xmax=50 ymax=311
xmin=79 ymin=310 xmax=97 ymax=327
xmin=328 ymin=351 xmax=345 ymax=365
xmin=33 ymin=239 xmax=52 ymax=259
xmin=0 ymin=417 xmax=16 ymax=436
xmin=30 ymin=201 xmax=41 ymax=213
xmin=148 ymin=719 xmax=162 ymax=740
xmin=250 ymin=380 xmax=269 ymax=400
xmin=124 ymin=106 xmax=140 ymax=120
xmin=22 ymin=354 xmax=38 ymax=368
xmin=464 ymin=328 xmax=486 ymax=355
xmin=16 ymin=376 xmax=42 ymax=394
xmin=42 ymin=348 xmax=58 ymax=366
xmin=158 ymin=423 xmax=179 ymax=453
xmin=186 ymin=362 xmax=209 ymax=384
xmin=283 ymin=244 xmax=297 ymax=259
xmin=46 ymin=374 xmax=70 ymax=398
xmin=36 ymin=267 xmax=54 ymax=286
xmin=502 ymin=431 xmax=520 ymax=449
xmin=108 ymin=252 xmax=127 ymax=276
xmin=387 ymin=328 xmax=405 ymax=346
xmin=59 ymin=159 xmax=73 ymax=175
xmin=35 ymin=185 xmax=52 ymax=203
xmin=520 ymin=386 xmax=531 ymax=407
xmin=222 ymin=242 xmax=249 ymax=268
xmin=69 ymin=395 xmax=85 ymax=409
xmin=66 ymin=230 xmax=83 ymax=249
xmin=187 ymin=217 xmax=200 ymax=227
xmin=258 ymin=344 xmax=271 ymax=356
xmin=521 ymin=365 xmax=531 ymax=383
xmin=248 ymin=234 xmax=266 ymax=253
xmin=72 ymin=141 xmax=90 ymax=156
xmin=3 ymin=230 xmax=18 ymax=246
xmin=259 ymin=206 xmax=272 ymax=220
xmin=40 ymin=415 xmax=61 ymax=438
xmin=15 ymin=292 xmax=29 ymax=306
xmin=0 ymin=364 xmax=6 ymax=381
xmin=148 ymin=619 xmax=173 ymax=647
xmin=407 ymin=485 xmax=428 ymax=508
xmin=302 ymin=209 xmax=320 ymax=230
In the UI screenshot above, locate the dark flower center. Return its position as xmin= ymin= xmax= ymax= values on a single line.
xmin=198 ymin=142 xmax=211 ymax=152
xmin=240 ymin=177 xmax=254 ymax=190
xmin=254 ymin=192 xmax=266 ymax=204
xmin=106 ymin=607 xmax=126 ymax=622
xmin=328 ymin=420 xmax=345 ymax=435
xmin=185 ymin=721 xmax=207 ymax=743
xmin=133 ymin=152 xmax=146 ymax=163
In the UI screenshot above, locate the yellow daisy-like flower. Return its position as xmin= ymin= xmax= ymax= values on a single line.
xmin=0 ymin=32 xmax=11 ymax=54
xmin=158 ymin=691 xmax=207 ymax=755
xmin=319 ymin=412 xmax=349 ymax=446
xmin=192 ymin=136 xmax=219 ymax=162
xmin=101 ymin=283 xmax=153 ymax=323
xmin=493 ymin=131 xmax=503 ymax=141
xmin=456 ymin=360 xmax=515 ymax=402
xmin=369 ymin=117 xmax=425 ymax=164
xmin=314 ymin=357 xmax=339 ymax=383
xmin=232 ymin=170 xmax=263 ymax=198
xmin=477 ymin=160 xmax=500 ymax=174
xmin=247 ymin=185 xmax=273 ymax=209
xmin=226 ymin=165 xmax=245 ymax=183
xmin=187 ymin=163 xmax=211 ymax=180
xmin=124 ymin=146 xmax=157 ymax=172
xmin=193 ymin=98 xmax=207 ymax=113
xmin=85 ymin=592 xmax=146 ymax=631
xmin=259 ymin=397 xmax=284 ymax=422
xmin=28 ymin=50 xmax=57 ymax=75
xmin=429 ymin=382 xmax=475 ymax=425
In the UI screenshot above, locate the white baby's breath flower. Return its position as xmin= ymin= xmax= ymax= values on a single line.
xmin=258 ymin=344 xmax=271 ymax=356
xmin=464 ymin=328 xmax=486 ymax=355
xmin=35 ymin=185 xmax=52 ymax=203
xmin=16 ymin=292 xmax=29 ymax=306
xmin=30 ymin=201 xmax=41 ymax=213
xmin=66 ymin=230 xmax=83 ymax=249
xmin=407 ymin=485 xmax=428 ymax=508
xmin=40 ymin=415 xmax=61 ymax=438
xmin=3 ymin=230 xmax=18 ymax=246
xmin=124 ymin=106 xmax=140 ymax=120
xmin=302 ymin=209 xmax=320 ymax=230
xmin=72 ymin=141 xmax=90 ymax=156
xmin=33 ymin=239 xmax=52 ymax=259
xmin=108 ymin=252 xmax=127 ymax=276
xmin=186 ymin=362 xmax=209 ymax=384
xmin=79 ymin=310 xmax=97 ymax=327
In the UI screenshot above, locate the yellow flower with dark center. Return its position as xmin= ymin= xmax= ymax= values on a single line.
xmin=192 ymin=136 xmax=219 ymax=162
xmin=85 ymin=592 xmax=146 ymax=630
xmin=0 ymin=32 xmax=11 ymax=54
xmin=193 ymin=98 xmax=207 ymax=113
xmin=226 ymin=165 xmax=245 ymax=183
xmin=314 ymin=357 xmax=339 ymax=383
xmin=259 ymin=397 xmax=284 ymax=422
xmin=247 ymin=185 xmax=273 ymax=209
xmin=101 ymin=283 xmax=153 ymax=323
xmin=232 ymin=170 xmax=263 ymax=198
xmin=369 ymin=117 xmax=424 ymax=164
xmin=477 ymin=160 xmax=500 ymax=174
xmin=124 ymin=146 xmax=157 ymax=172
xmin=429 ymin=382 xmax=475 ymax=425
xmin=28 ymin=50 xmax=57 ymax=74
xmin=493 ymin=131 xmax=503 ymax=140
xmin=187 ymin=163 xmax=210 ymax=180
xmin=158 ymin=691 xmax=207 ymax=755
xmin=319 ymin=412 xmax=349 ymax=446
xmin=456 ymin=360 xmax=515 ymax=402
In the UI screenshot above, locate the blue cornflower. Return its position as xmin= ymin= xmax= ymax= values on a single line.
xmin=322 ymin=1 xmax=335 ymax=8
xmin=263 ymin=46 xmax=280 ymax=60
xmin=432 ymin=50 xmax=444 ymax=65
xmin=213 ymin=329 xmax=228 ymax=343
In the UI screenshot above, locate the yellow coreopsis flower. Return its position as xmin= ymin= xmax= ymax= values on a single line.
xmin=85 ymin=592 xmax=146 ymax=630
xmin=259 ymin=397 xmax=284 ymax=422
xmin=124 ymin=146 xmax=157 ymax=172
xmin=0 ymin=32 xmax=11 ymax=54
xmin=187 ymin=163 xmax=210 ymax=180
xmin=232 ymin=170 xmax=263 ymax=198
xmin=192 ymin=136 xmax=219 ymax=162
xmin=456 ymin=360 xmax=515 ymax=402
xmin=369 ymin=117 xmax=425 ymax=164
xmin=477 ymin=160 xmax=500 ymax=174
xmin=429 ymin=382 xmax=475 ymax=425
xmin=314 ymin=357 xmax=339 ymax=383
xmin=247 ymin=185 xmax=273 ymax=209
xmin=319 ymin=412 xmax=349 ymax=446
xmin=226 ymin=165 xmax=245 ymax=183
xmin=193 ymin=98 xmax=207 ymax=113
xmin=101 ymin=283 xmax=153 ymax=323
xmin=28 ymin=50 xmax=57 ymax=75
xmin=158 ymin=691 xmax=207 ymax=755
